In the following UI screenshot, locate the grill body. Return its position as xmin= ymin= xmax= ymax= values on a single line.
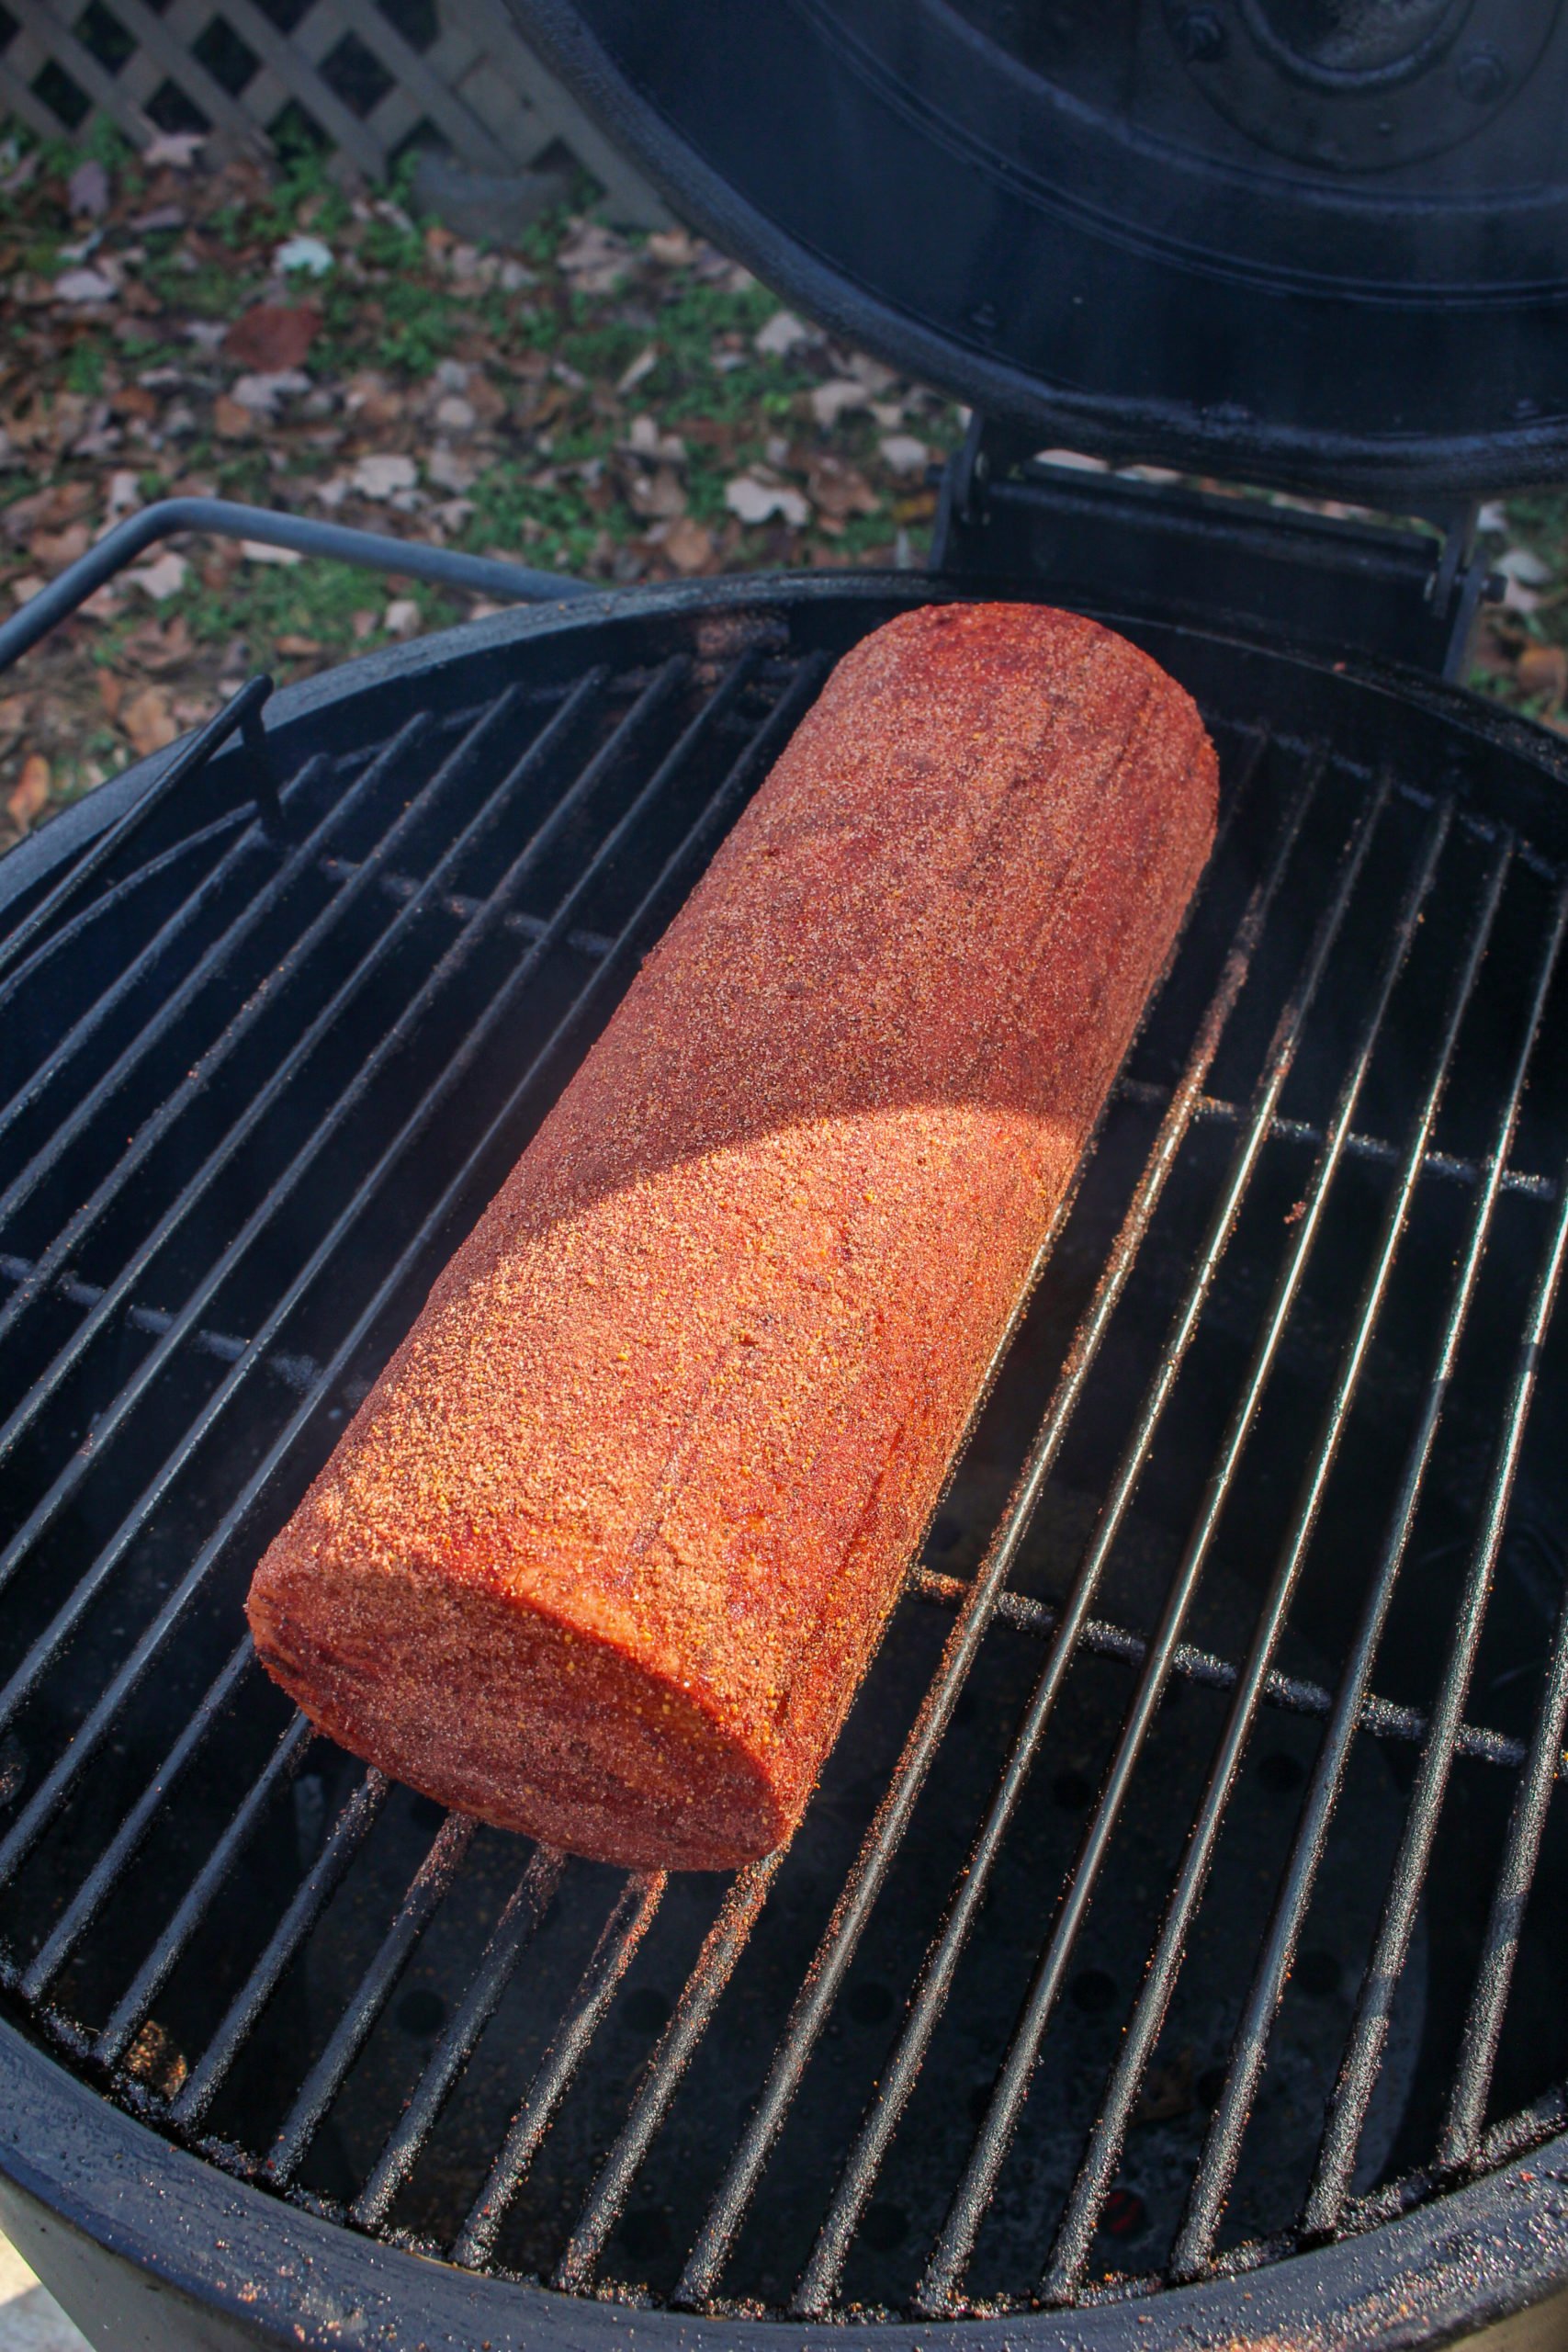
xmin=4 ymin=575 xmax=1568 ymax=2347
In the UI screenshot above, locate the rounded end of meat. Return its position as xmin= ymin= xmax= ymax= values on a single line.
xmin=246 ymin=1548 xmax=792 ymax=1872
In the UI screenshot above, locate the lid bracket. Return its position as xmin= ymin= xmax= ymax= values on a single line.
xmin=931 ymin=417 xmax=1501 ymax=683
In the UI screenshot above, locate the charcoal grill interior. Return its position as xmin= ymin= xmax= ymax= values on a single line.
xmin=4 ymin=580 xmax=1568 ymax=2327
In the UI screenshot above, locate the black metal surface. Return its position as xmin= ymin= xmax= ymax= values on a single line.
xmin=510 ymin=1 xmax=1568 ymax=501
xmin=4 ymin=575 xmax=1568 ymax=2350
xmin=0 ymin=498 xmax=593 ymax=678
xmin=930 ymin=426 xmax=1501 ymax=681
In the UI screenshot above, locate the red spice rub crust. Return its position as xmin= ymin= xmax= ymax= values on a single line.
xmin=247 ymin=603 xmax=1217 ymax=1870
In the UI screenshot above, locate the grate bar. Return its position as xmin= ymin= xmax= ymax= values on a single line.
xmin=1441 ymin=1488 xmax=1568 ymax=2164
xmin=674 ymin=727 xmax=1305 ymax=2309
xmin=265 ymin=1814 xmax=478 ymax=2188
xmin=171 ymin=1768 xmax=389 ymax=2130
xmin=0 ymin=678 xmax=274 ymax=992
xmin=1114 ymin=1080 xmax=1556 ymax=1204
xmin=0 ymin=808 xmax=254 ymax=1063
xmin=0 ymin=662 xmax=627 ymax=1603
xmin=1043 ymin=824 xmax=1510 ymax=2302
xmin=316 ymin=855 xmax=616 ymax=960
xmin=17 ymin=1638 xmax=259 ymax=2002
xmin=555 ymin=1857 xmax=785 ymax=2294
xmin=908 ymin=1569 xmax=1564 ymax=1778
xmin=0 ymin=797 xmax=296 ymax=1149
xmin=96 ymin=1704 xmax=316 ymax=2068
xmin=0 ymin=721 xmax=406 ymax=1297
xmin=0 ymin=1253 xmax=323 ymax=1395
xmin=0 ymin=672 xmax=568 ymax=1495
xmin=1302 ymin=1114 xmax=1568 ymax=2235
xmin=0 ymin=654 xmax=826 ymax=1925
xmin=910 ymin=771 xmax=1404 ymax=2317
xmin=349 ymin=1845 xmax=566 ymax=2231
xmin=0 ymin=664 xmax=640 ymax=1725
xmin=454 ymin=1872 xmax=667 ymax=2271
xmin=1173 ymin=870 xmax=1568 ymax=2275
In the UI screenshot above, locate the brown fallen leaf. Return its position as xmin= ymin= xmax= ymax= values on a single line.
xmin=6 ymin=753 xmax=51 ymax=832
xmin=212 ymin=393 xmax=255 ymax=439
xmin=109 ymin=383 xmax=157 ymax=422
xmin=4 ymin=480 xmax=94 ymax=541
xmin=626 ymin=463 xmax=687 ymax=521
xmin=662 ymin=514 xmax=715 ymax=575
xmin=807 ymin=454 xmax=879 ymax=520
xmin=222 ymin=301 xmax=321 ymax=370
xmin=1517 ymin=642 xmax=1568 ymax=709
xmin=98 ymin=670 xmax=125 ymax=720
xmin=122 ymin=616 xmax=193 ymax=672
xmin=342 ymin=370 xmax=404 ymax=428
xmin=28 ymin=522 xmax=92 ymax=572
xmin=275 ymin=633 xmax=323 ymax=657
xmin=122 ymin=684 xmax=177 ymax=758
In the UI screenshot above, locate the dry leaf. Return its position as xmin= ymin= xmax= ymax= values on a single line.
xmin=98 ymin=671 xmax=124 ymax=719
xmin=662 ymin=515 xmax=714 ymax=575
xmin=647 ymin=227 xmax=696 ymax=268
xmin=6 ymin=753 xmax=51 ymax=832
xmin=807 ymin=456 xmax=879 ymax=519
xmin=213 ymin=394 xmax=255 ymax=438
xmin=67 ymin=157 xmax=110 ymax=218
xmin=353 ymin=453 xmax=418 ymax=500
xmin=1517 ymin=643 xmax=1568 ymax=707
xmin=28 ymin=523 xmax=91 ymax=571
xmin=5 ymin=480 xmax=94 ymax=541
xmin=627 ymin=464 xmax=686 ymax=521
xmin=221 ymin=301 xmax=321 ymax=370
xmin=755 ymin=310 xmax=813 ymax=358
xmin=123 ymin=551 xmax=189 ymax=603
xmin=275 ymin=633 xmax=323 ymax=656
xmin=123 ymin=615 xmax=193 ymax=672
xmin=725 ymin=471 xmax=811 ymax=528
xmin=343 ymin=371 xmax=404 ymax=427
xmin=123 ymin=684 xmax=177 ymax=757
xmin=878 ymin=433 xmax=930 ymax=477
xmin=811 ymin=378 xmax=870 ymax=429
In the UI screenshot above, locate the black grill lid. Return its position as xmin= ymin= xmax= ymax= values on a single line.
xmin=511 ymin=0 xmax=1568 ymax=503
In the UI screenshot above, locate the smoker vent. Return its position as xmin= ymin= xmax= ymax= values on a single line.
xmin=3 ymin=604 xmax=1568 ymax=2323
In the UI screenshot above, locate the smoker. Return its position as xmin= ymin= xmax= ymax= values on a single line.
xmin=4 ymin=5 xmax=1568 ymax=2347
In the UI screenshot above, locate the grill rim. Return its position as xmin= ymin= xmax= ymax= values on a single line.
xmin=5 ymin=2026 xmax=1567 ymax=2352
xmin=6 ymin=567 xmax=1568 ymax=938
xmin=7 ymin=570 xmax=1568 ymax=2345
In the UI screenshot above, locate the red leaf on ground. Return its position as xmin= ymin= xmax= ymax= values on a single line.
xmin=221 ymin=302 xmax=321 ymax=370
xmin=6 ymin=753 xmax=50 ymax=832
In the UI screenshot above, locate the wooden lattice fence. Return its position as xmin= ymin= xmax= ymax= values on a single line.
xmin=0 ymin=0 xmax=664 ymax=221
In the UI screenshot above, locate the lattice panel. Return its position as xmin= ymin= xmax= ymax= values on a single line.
xmin=0 ymin=0 xmax=665 ymax=221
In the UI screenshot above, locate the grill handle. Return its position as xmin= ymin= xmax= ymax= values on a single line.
xmin=0 ymin=496 xmax=593 ymax=677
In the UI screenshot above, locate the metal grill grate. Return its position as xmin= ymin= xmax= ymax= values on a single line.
xmin=3 ymin=604 xmax=1568 ymax=2322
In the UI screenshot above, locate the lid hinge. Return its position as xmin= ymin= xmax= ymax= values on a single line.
xmin=931 ymin=416 xmax=1502 ymax=682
